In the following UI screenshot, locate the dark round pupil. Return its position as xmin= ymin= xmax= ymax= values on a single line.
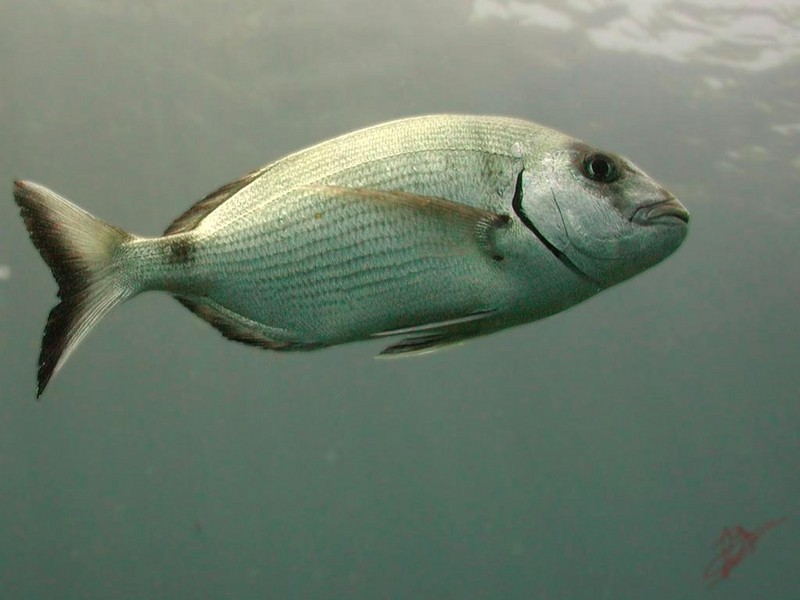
xmin=583 ymin=153 xmax=618 ymax=183
xmin=590 ymin=157 xmax=611 ymax=179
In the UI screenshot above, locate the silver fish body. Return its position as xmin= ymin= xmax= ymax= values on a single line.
xmin=14 ymin=115 xmax=689 ymax=396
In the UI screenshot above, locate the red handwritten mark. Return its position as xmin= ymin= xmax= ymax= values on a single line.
xmin=704 ymin=517 xmax=787 ymax=586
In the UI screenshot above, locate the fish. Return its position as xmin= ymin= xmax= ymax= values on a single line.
xmin=14 ymin=114 xmax=689 ymax=397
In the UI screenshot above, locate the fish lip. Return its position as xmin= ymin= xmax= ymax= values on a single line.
xmin=632 ymin=198 xmax=690 ymax=225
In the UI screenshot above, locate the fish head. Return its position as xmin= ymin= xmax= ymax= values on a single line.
xmin=519 ymin=140 xmax=689 ymax=287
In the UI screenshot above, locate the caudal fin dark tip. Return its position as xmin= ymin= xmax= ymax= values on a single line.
xmin=34 ymin=301 xmax=73 ymax=398
xmin=14 ymin=180 xmax=133 ymax=398
xmin=36 ymin=374 xmax=51 ymax=399
xmin=14 ymin=180 xmax=39 ymax=208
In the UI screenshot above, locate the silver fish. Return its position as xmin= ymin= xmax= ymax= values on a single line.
xmin=14 ymin=114 xmax=689 ymax=397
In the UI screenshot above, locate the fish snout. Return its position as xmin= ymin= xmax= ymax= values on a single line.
xmin=631 ymin=193 xmax=689 ymax=225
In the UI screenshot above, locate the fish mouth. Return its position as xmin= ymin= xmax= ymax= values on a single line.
xmin=632 ymin=196 xmax=690 ymax=225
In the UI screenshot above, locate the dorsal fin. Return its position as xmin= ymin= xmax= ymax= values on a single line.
xmin=163 ymin=167 xmax=264 ymax=235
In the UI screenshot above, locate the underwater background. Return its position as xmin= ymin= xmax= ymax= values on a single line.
xmin=1 ymin=1 xmax=798 ymax=598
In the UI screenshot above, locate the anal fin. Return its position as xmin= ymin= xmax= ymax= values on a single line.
xmin=175 ymin=296 xmax=318 ymax=351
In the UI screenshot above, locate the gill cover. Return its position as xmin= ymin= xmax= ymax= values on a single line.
xmin=516 ymin=149 xmax=674 ymax=287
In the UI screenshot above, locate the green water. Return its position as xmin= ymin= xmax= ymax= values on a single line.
xmin=1 ymin=1 xmax=798 ymax=598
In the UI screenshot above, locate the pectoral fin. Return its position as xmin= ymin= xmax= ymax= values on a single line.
xmin=303 ymin=185 xmax=512 ymax=262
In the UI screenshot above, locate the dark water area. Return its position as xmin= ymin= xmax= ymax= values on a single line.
xmin=1 ymin=1 xmax=798 ymax=598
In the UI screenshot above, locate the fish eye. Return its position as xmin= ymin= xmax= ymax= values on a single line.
xmin=580 ymin=153 xmax=620 ymax=184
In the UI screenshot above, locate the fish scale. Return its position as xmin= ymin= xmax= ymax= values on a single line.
xmin=198 ymin=116 xmax=537 ymax=234
xmin=193 ymin=188 xmax=503 ymax=332
xmin=181 ymin=142 xmax=528 ymax=326
xmin=13 ymin=114 xmax=688 ymax=396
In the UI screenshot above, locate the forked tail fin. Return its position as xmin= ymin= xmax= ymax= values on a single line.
xmin=14 ymin=180 xmax=135 ymax=397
